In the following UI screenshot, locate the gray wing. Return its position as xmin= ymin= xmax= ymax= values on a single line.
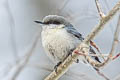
xmin=65 ymin=24 xmax=84 ymax=40
xmin=65 ymin=24 xmax=101 ymax=63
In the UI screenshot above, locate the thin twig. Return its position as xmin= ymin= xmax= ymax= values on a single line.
xmin=111 ymin=15 xmax=120 ymax=61
xmin=96 ymin=69 xmax=109 ymax=80
xmin=95 ymin=0 xmax=105 ymax=18
xmin=74 ymin=51 xmax=109 ymax=57
xmin=110 ymin=15 xmax=120 ymax=60
xmin=112 ymin=53 xmax=120 ymax=60
xmin=80 ymin=0 xmax=120 ymax=68
xmin=95 ymin=14 xmax=120 ymax=68
xmin=44 ymin=1 xmax=120 ymax=80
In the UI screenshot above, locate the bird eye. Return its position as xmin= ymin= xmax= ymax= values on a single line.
xmin=44 ymin=21 xmax=50 ymax=24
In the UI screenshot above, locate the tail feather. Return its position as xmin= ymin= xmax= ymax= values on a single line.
xmin=89 ymin=46 xmax=101 ymax=63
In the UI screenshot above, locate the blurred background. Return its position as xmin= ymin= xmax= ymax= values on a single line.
xmin=0 ymin=0 xmax=120 ymax=80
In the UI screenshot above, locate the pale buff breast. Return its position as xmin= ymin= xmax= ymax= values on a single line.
xmin=41 ymin=27 xmax=81 ymax=63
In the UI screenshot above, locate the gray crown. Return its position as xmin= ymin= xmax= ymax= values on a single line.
xmin=42 ymin=15 xmax=70 ymax=25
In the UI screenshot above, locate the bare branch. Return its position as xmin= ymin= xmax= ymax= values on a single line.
xmin=96 ymin=70 xmax=109 ymax=80
xmin=44 ymin=1 xmax=120 ymax=80
xmin=94 ymin=14 xmax=120 ymax=68
xmin=95 ymin=0 xmax=105 ymax=18
xmin=111 ymin=15 xmax=120 ymax=60
xmin=110 ymin=14 xmax=120 ymax=57
xmin=112 ymin=53 xmax=120 ymax=60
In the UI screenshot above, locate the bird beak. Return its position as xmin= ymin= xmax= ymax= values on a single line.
xmin=34 ymin=20 xmax=44 ymax=24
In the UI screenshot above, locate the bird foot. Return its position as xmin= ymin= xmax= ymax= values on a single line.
xmin=54 ymin=61 xmax=62 ymax=73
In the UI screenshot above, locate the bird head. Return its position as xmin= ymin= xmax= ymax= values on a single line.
xmin=34 ymin=15 xmax=70 ymax=29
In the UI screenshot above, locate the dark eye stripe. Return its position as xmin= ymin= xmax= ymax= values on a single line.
xmin=44 ymin=20 xmax=61 ymax=24
xmin=53 ymin=21 xmax=61 ymax=24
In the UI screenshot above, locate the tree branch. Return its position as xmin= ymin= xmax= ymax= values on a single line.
xmin=110 ymin=14 xmax=120 ymax=58
xmin=95 ymin=0 xmax=105 ymax=18
xmin=44 ymin=1 xmax=120 ymax=80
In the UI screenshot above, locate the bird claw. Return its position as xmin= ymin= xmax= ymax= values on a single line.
xmin=54 ymin=61 xmax=62 ymax=73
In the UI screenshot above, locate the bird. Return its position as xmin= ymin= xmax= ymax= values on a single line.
xmin=35 ymin=15 xmax=101 ymax=71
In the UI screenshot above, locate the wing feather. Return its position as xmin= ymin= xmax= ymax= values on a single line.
xmin=65 ymin=24 xmax=101 ymax=63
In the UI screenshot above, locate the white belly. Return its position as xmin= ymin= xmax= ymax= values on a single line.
xmin=41 ymin=28 xmax=81 ymax=63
